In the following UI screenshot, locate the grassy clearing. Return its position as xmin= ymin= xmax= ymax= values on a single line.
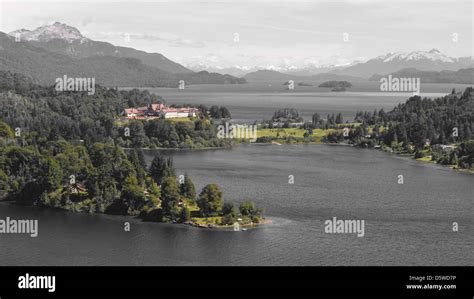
xmin=184 ymin=200 xmax=199 ymax=212
xmin=256 ymin=127 xmax=336 ymax=143
xmin=191 ymin=216 xmax=223 ymax=226
xmin=415 ymin=155 xmax=434 ymax=162
xmin=257 ymin=128 xmax=304 ymax=138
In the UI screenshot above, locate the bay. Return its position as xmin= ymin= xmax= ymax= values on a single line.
xmin=1 ymin=144 xmax=472 ymax=266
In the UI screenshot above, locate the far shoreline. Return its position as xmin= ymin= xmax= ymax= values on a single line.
xmin=122 ymin=142 xmax=473 ymax=175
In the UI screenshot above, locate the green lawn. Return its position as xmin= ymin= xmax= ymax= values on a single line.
xmin=257 ymin=128 xmax=334 ymax=139
xmin=184 ymin=200 xmax=199 ymax=212
xmin=415 ymin=155 xmax=434 ymax=162
xmin=191 ymin=216 xmax=223 ymax=226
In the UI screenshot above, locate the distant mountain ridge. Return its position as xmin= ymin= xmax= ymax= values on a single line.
xmin=187 ymin=63 xmax=351 ymax=78
xmin=243 ymin=69 xmax=366 ymax=83
xmin=2 ymin=22 xmax=245 ymax=87
xmin=3 ymin=23 xmax=472 ymax=85
xmin=10 ymin=22 xmax=84 ymax=42
xmin=331 ymin=49 xmax=473 ymax=78
xmin=189 ymin=49 xmax=472 ymax=78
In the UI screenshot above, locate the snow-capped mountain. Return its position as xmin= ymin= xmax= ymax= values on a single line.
xmin=9 ymin=22 xmax=84 ymax=42
xmin=7 ymin=22 xmax=192 ymax=74
xmin=186 ymin=63 xmax=352 ymax=77
xmin=185 ymin=62 xmax=304 ymax=77
xmin=1 ymin=23 xmax=247 ymax=87
xmin=0 ymin=30 xmax=245 ymax=87
xmin=188 ymin=49 xmax=472 ymax=80
xmin=331 ymin=49 xmax=473 ymax=78
xmin=185 ymin=63 xmax=252 ymax=77
xmin=185 ymin=55 xmax=357 ymax=76
xmin=285 ymin=63 xmax=354 ymax=77
xmin=7 ymin=23 xmax=472 ymax=80
xmin=187 ymin=49 xmax=471 ymax=78
xmin=375 ymin=49 xmax=454 ymax=63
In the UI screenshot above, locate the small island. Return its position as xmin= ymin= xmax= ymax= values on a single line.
xmin=318 ymin=80 xmax=352 ymax=91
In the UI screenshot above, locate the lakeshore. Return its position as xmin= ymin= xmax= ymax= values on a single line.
xmin=2 ymin=144 xmax=472 ymax=266
xmin=184 ymin=218 xmax=272 ymax=230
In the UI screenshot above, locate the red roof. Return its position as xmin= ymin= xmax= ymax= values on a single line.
xmin=124 ymin=108 xmax=139 ymax=114
xmin=150 ymin=103 xmax=166 ymax=111
xmin=125 ymin=103 xmax=198 ymax=117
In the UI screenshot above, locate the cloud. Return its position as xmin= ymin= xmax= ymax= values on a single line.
xmin=169 ymin=38 xmax=205 ymax=48
xmin=84 ymin=31 xmax=205 ymax=48
xmin=2 ymin=0 xmax=471 ymax=69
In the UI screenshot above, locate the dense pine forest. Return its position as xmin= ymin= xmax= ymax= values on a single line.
xmin=0 ymin=71 xmax=232 ymax=149
xmin=255 ymin=89 xmax=473 ymax=170
xmin=320 ymin=88 xmax=473 ymax=170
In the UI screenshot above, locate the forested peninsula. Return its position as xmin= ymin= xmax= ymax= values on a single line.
xmin=256 ymin=88 xmax=473 ymax=172
xmin=0 ymin=71 xmax=265 ymax=229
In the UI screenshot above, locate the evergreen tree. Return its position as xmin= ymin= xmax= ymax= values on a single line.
xmin=312 ymin=113 xmax=321 ymax=127
xmin=160 ymin=176 xmax=181 ymax=221
xmin=197 ymin=184 xmax=223 ymax=217
xmin=149 ymin=154 xmax=175 ymax=185
xmin=41 ymin=157 xmax=63 ymax=192
xmin=128 ymin=149 xmax=147 ymax=186
xmin=180 ymin=173 xmax=196 ymax=201
xmin=221 ymin=201 xmax=237 ymax=225
xmin=180 ymin=206 xmax=191 ymax=223
xmin=121 ymin=175 xmax=146 ymax=215
xmin=336 ymin=112 xmax=343 ymax=124
xmin=239 ymin=200 xmax=262 ymax=222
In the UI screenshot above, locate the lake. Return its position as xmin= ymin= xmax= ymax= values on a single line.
xmin=1 ymin=144 xmax=472 ymax=266
xmin=125 ymin=82 xmax=472 ymax=123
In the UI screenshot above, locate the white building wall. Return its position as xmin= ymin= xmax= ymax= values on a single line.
xmin=164 ymin=111 xmax=194 ymax=118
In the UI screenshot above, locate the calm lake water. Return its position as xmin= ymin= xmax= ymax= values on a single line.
xmin=1 ymin=145 xmax=473 ymax=266
xmin=133 ymin=82 xmax=471 ymax=123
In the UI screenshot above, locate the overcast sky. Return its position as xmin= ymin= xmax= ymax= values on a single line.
xmin=0 ymin=0 xmax=472 ymax=70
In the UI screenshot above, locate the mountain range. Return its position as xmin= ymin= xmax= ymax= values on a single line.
xmin=243 ymin=50 xmax=473 ymax=83
xmin=188 ymin=49 xmax=473 ymax=79
xmin=186 ymin=63 xmax=351 ymax=78
xmin=2 ymin=22 xmax=473 ymax=86
xmin=243 ymin=70 xmax=365 ymax=83
xmin=329 ymin=49 xmax=473 ymax=79
xmin=2 ymin=22 xmax=245 ymax=87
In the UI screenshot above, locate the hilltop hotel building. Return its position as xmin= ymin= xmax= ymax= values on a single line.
xmin=124 ymin=103 xmax=198 ymax=119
